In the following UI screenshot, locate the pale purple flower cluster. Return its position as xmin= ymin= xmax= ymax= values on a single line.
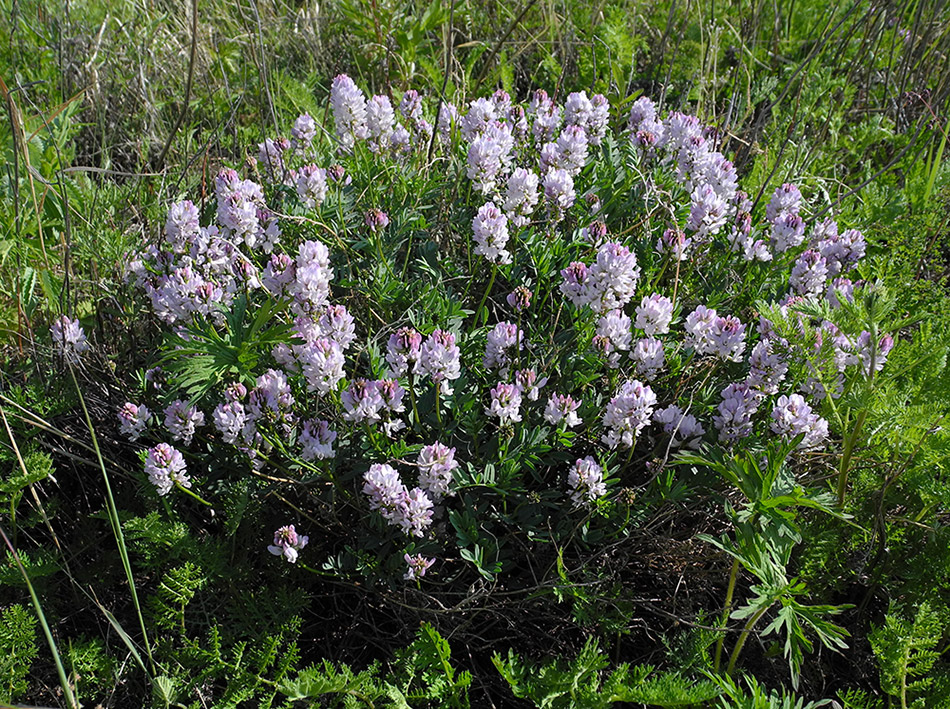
xmin=594 ymin=309 xmax=632 ymax=368
xmin=544 ymin=394 xmax=582 ymax=428
xmin=790 ymin=250 xmax=829 ymax=297
xmin=504 ymin=168 xmax=540 ymax=228
xmin=144 ymin=443 xmax=190 ymax=496
xmin=292 ymin=113 xmax=316 ymax=150
xmin=653 ymin=405 xmax=705 ymax=449
xmin=362 ymin=463 xmax=434 ymax=537
xmin=365 ymin=209 xmax=390 ymax=232
xmin=117 ymin=403 xmax=150 ymax=441
xmin=560 ymin=241 xmax=641 ymax=313
xmin=417 ymin=442 xmax=458 ymax=501
xmin=601 ymin=379 xmax=657 ymax=449
xmin=770 ymin=394 xmax=829 ymax=449
xmin=295 ymin=164 xmax=328 ymax=209
xmin=684 ymin=306 xmax=747 ymax=360
xmin=386 ymin=327 xmax=423 ymax=378
xmin=634 ymin=294 xmax=674 ymax=335
xmin=366 ymin=95 xmax=396 ymax=152
xmin=542 ymin=168 xmax=576 ymax=220
xmin=472 ymin=202 xmax=511 ymax=264
xmin=567 ymin=456 xmax=606 ymax=506
xmin=484 ymin=322 xmax=523 ymax=373
xmin=342 ymin=378 xmax=406 ymax=436
xmin=164 ymin=400 xmax=205 ymax=446
xmin=563 ymin=91 xmax=608 ymax=145
xmin=51 ymin=316 xmax=89 ymax=363
xmin=813 ymin=225 xmax=866 ymax=277
xmin=330 ymin=74 xmax=369 ymax=151
xmin=747 ymin=341 xmax=789 ymax=395
xmin=486 ymin=382 xmax=523 ymax=425
xmin=417 ymin=329 xmax=461 ymax=394
xmin=467 ymin=122 xmax=514 ymax=193
xmin=267 ymin=525 xmax=309 ymax=563
xmin=713 ymin=382 xmax=762 ymax=443
xmin=528 ymin=90 xmax=562 ymax=143
xmin=299 ymin=419 xmax=337 ymax=460
xmin=631 ymin=337 xmax=666 ymax=380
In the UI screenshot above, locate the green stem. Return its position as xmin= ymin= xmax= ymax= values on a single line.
xmin=714 ymin=558 xmax=740 ymax=672
xmin=175 ymin=482 xmax=213 ymax=506
xmin=408 ymin=373 xmax=421 ymax=429
xmin=69 ymin=366 xmax=155 ymax=672
xmin=837 ymin=326 xmax=878 ymax=507
xmin=474 ymin=264 xmax=498 ymax=325
xmin=726 ymin=604 xmax=772 ymax=676
xmin=435 ymin=385 xmax=443 ymax=428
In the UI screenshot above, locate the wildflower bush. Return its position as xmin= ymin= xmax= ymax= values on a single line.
xmin=22 ymin=66 xmax=950 ymax=706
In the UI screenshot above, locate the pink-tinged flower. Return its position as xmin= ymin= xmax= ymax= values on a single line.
xmin=561 ymin=242 xmax=640 ymax=314
xmin=815 ymin=228 xmax=866 ymax=277
xmin=291 ymin=240 xmax=334 ymax=312
xmin=686 ymin=183 xmax=729 ymax=239
xmin=404 ymin=553 xmax=435 ymax=581
xmin=506 ymin=286 xmax=533 ymax=313
xmin=486 ymin=382 xmax=523 ymax=425
xmin=417 ymin=442 xmax=458 ymax=501
xmin=466 ymin=121 xmax=514 ymax=193
xmin=544 ymin=394 xmax=582 ymax=428
xmin=513 ymin=368 xmax=547 ymax=401
xmin=567 ymin=456 xmax=606 ymax=506
xmin=317 ymin=305 xmax=357 ymax=350
xmin=472 ymin=202 xmax=511 ymax=264
xmin=117 ymin=403 xmax=150 ymax=441
xmin=386 ymin=327 xmax=423 ymax=378
xmin=634 ymin=294 xmax=674 ymax=335
xmin=484 ymin=322 xmax=523 ymax=373
xmin=164 ymin=400 xmax=205 ymax=446
xmin=362 ymin=463 xmax=434 ymax=538
xmin=627 ymin=96 xmax=657 ymax=132
xmin=51 ymin=316 xmax=89 ymax=363
xmin=555 ymin=125 xmax=589 ymax=175
xmin=656 ymin=228 xmax=692 ymax=262
xmin=595 ymin=309 xmax=632 ymax=368
xmin=267 ymin=525 xmax=309 ymax=563
xmin=300 ymin=419 xmax=337 ymax=460
xmin=790 ymin=250 xmax=829 ymax=297
xmin=330 ymin=74 xmax=368 ymax=151
xmin=601 ymin=379 xmax=657 ymax=449
xmin=342 ymin=379 xmax=386 ymax=424
xmin=292 ymin=113 xmax=317 ymax=149
xmin=365 ymin=209 xmax=390 ymax=232
xmin=461 ymin=97 xmax=497 ymax=141
xmin=144 ymin=443 xmax=190 ymax=496
xmin=653 ymin=405 xmax=705 ymax=449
